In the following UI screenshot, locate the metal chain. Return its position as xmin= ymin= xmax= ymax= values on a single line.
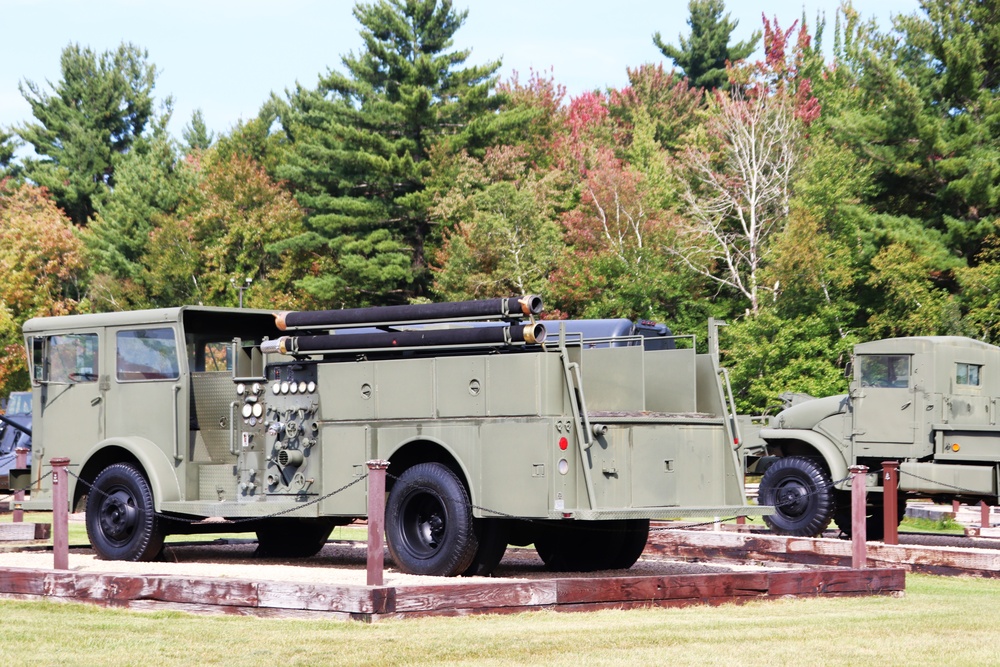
xmin=0 ymin=468 xmax=52 ymax=505
xmin=385 ymin=471 xmax=766 ymax=534
xmin=897 ymin=468 xmax=989 ymax=496
xmin=66 ymin=468 xmax=369 ymax=525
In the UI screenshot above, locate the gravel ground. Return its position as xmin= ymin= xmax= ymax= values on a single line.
xmin=0 ymin=538 xmax=777 ymax=587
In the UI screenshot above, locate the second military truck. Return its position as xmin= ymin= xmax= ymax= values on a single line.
xmin=747 ymin=335 xmax=1000 ymax=538
xmin=21 ymin=297 xmax=758 ymax=576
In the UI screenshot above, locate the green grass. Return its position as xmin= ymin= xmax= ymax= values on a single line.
xmin=0 ymin=574 xmax=996 ymax=665
xmin=898 ymin=515 xmax=966 ymax=535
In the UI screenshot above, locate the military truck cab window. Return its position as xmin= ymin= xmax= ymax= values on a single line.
xmin=956 ymin=362 xmax=982 ymax=386
xmin=116 ymin=328 xmax=180 ymax=381
xmin=860 ymin=354 xmax=910 ymax=388
xmin=187 ymin=339 xmax=233 ymax=372
xmin=42 ymin=334 xmax=99 ymax=383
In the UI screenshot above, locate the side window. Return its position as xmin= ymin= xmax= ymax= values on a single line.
xmin=956 ymin=362 xmax=982 ymax=386
xmin=47 ymin=334 xmax=99 ymax=383
xmin=860 ymin=355 xmax=911 ymax=388
xmin=187 ymin=340 xmax=233 ymax=372
xmin=117 ymin=328 xmax=180 ymax=381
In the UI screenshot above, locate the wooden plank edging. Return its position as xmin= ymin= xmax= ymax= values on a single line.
xmin=0 ymin=565 xmax=905 ymax=619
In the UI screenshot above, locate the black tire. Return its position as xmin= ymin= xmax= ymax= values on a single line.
xmin=255 ymin=518 xmax=337 ymax=558
xmin=385 ymin=463 xmax=478 ymax=577
xmin=609 ymin=519 xmax=650 ymax=569
xmin=834 ymin=490 xmax=906 ymax=541
xmin=759 ymin=456 xmax=835 ymax=536
xmin=535 ymin=520 xmax=646 ymax=572
xmin=462 ymin=518 xmax=510 ymax=577
xmin=85 ymin=463 xmax=164 ymax=561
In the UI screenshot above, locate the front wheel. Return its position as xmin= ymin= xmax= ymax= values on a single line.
xmin=385 ymin=463 xmax=478 ymax=576
xmin=759 ymin=456 xmax=835 ymax=537
xmin=85 ymin=463 xmax=164 ymax=561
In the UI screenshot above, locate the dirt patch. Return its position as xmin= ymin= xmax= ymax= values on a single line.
xmin=0 ymin=539 xmax=776 ymax=587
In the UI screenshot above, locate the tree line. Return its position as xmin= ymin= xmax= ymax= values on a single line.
xmin=1 ymin=0 xmax=999 ymax=413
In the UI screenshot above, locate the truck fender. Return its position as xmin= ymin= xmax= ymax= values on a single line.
xmin=758 ymin=427 xmax=849 ymax=485
xmin=79 ymin=436 xmax=182 ymax=510
xmin=383 ymin=435 xmax=478 ymax=507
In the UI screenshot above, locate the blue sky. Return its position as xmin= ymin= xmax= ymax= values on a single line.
xmin=2 ymin=1 xmax=921 ymax=142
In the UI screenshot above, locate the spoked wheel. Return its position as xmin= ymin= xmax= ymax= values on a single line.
xmin=759 ymin=456 xmax=835 ymax=537
xmin=85 ymin=463 xmax=164 ymax=561
xmin=385 ymin=463 xmax=478 ymax=576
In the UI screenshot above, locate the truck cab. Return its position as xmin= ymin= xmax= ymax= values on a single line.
xmin=750 ymin=336 xmax=1000 ymax=538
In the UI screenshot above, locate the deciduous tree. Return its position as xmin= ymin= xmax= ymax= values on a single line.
xmin=0 ymin=183 xmax=86 ymax=393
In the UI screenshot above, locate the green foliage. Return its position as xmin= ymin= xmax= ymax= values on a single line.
xmin=15 ymin=42 xmax=160 ymax=225
xmin=83 ymin=133 xmax=197 ymax=309
xmin=653 ymin=0 xmax=761 ymax=90
xmin=276 ymin=0 xmax=502 ymax=307
xmin=432 ymin=148 xmax=568 ymax=301
xmin=721 ymin=310 xmax=856 ymax=414
xmin=0 ymin=128 xmax=19 ymax=180
xmin=142 ymin=150 xmax=309 ymax=310
xmin=182 ymin=109 xmax=215 ymax=153
xmin=0 ymin=183 xmax=86 ymax=394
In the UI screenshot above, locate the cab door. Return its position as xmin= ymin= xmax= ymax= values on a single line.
xmin=33 ymin=331 xmax=106 ymax=464
xmin=104 ymin=325 xmax=186 ymax=463
xmin=852 ymin=353 xmax=917 ymax=447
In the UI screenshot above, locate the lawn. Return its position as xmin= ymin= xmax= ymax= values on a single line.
xmin=0 ymin=574 xmax=995 ymax=666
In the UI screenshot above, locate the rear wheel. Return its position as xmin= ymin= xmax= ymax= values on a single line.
xmin=759 ymin=456 xmax=835 ymax=536
xmin=834 ymin=490 xmax=906 ymax=541
xmin=85 ymin=463 xmax=164 ymax=562
xmin=535 ymin=519 xmax=648 ymax=572
xmin=462 ymin=518 xmax=510 ymax=577
xmin=255 ymin=518 xmax=337 ymax=558
xmin=385 ymin=463 xmax=478 ymax=576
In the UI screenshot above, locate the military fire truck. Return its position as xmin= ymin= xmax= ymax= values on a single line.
xmin=20 ymin=297 xmax=759 ymax=576
xmin=747 ymin=335 xmax=1000 ymax=539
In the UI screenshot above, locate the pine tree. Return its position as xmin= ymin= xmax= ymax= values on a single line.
xmin=0 ymin=128 xmax=18 ymax=180
xmin=275 ymin=0 xmax=502 ymax=307
xmin=653 ymin=0 xmax=760 ymax=90
xmin=182 ymin=109 xmax=215 ymax=153
xmin=15 ymin=42 xmax=158 ymax=225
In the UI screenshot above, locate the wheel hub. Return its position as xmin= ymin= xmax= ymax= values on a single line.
xmin=99 ymin=489 xmax=138 ymax=540
xmin=417 ymin=512 xmax=444 ymax=548
xmin=775 ymin=482 xmax=809 ymax=517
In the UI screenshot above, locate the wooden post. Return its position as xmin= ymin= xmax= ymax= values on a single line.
xmin=736 ymin=515 xmax=746 ymax=526
xmin=50 ymin=458 xmax=70 ymax=571
xmin=366 ymin=460 xmax=390 ymax=587
xmin=981 ymin=500 xmax=990 ymax=529
xmin=953 ymin=499 xmax=961 ymax=515
xmin=12 ymin=447 xmax=28 ymax=523
xmin=850 ymin=465 xmax=868 ymax=569
xmin=882 ymin=461 xmax=899 ymax=546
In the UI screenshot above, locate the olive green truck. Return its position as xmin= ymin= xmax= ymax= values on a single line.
xmin=747 ymin=335 xmax=1000 ymax=539
xmin=19 ymin=298 xmax=758 ymax=576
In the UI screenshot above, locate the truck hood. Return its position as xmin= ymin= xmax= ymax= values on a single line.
xmin=773 ymin=394 xmax=849 ymax=430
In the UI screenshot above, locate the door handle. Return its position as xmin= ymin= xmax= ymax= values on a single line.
xmin=90 ymin=396 xmax=102 ymax=406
